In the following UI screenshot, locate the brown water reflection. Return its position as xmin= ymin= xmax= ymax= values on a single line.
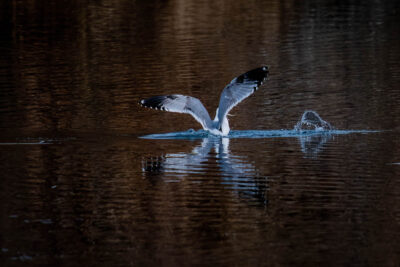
xmin=1 ymin=0 xmax=400 ymax=266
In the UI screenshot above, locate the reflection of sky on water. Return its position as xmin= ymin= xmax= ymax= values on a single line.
xmin=142 ymin=137 xmax=268 ymax=205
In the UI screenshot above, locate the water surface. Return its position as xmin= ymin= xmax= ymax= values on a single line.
xmin=1 ymin=1 xmax=400 ymax=266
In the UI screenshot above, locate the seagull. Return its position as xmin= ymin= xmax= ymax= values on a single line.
xmin=139 ymin=66 xmax=269 ymax=136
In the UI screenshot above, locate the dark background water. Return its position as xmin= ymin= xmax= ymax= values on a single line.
xmin=1 ymin=0 xmax=400 ymax=266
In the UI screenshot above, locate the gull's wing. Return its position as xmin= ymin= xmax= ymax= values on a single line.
xmin=217 ymin=66 xmax=269 ymax=126
xmin=140 ymin=94 xmax=213 ymax=130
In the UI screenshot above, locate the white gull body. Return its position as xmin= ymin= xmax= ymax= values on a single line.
xmin=139 ymin=66 xmax=269 ymax=136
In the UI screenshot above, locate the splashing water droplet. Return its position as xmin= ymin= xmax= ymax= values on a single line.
xmin=294 ymin=110 xmax=332 ymax=131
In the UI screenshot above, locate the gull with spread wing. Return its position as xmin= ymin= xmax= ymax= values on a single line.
xmin=139 ymin=66 xmax=269 ymax=136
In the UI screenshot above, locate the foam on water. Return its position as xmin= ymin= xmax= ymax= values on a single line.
xmin=294 ymin=110 xmax=332 ymax=131
xmin=140 ymin=110 xmax=378 ymax=139
xmin=140 ymin=129 xmax=377 ymax=139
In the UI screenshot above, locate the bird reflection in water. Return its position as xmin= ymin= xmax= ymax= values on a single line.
xmin=142 ymin=129 xmax=337 ymax=206
xmin=142 ymin=137 xmax=268 ymax=206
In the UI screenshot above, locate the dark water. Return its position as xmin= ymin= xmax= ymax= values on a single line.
xmin=1 ymin=1 xmax=400 ymax=266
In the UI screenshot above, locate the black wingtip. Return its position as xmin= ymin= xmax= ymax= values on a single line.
xmin=139 ymin=95 xmax=172 ymax=111
xmin=139 ymin=99 xmax=151 ymax=110
xmin=249 ymin=66 xmax=269 ymax=81
xmin=236 ymin=66 xmax=269 ymax=87
xmin=262 ymin=66 xmax=269 ymax=72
